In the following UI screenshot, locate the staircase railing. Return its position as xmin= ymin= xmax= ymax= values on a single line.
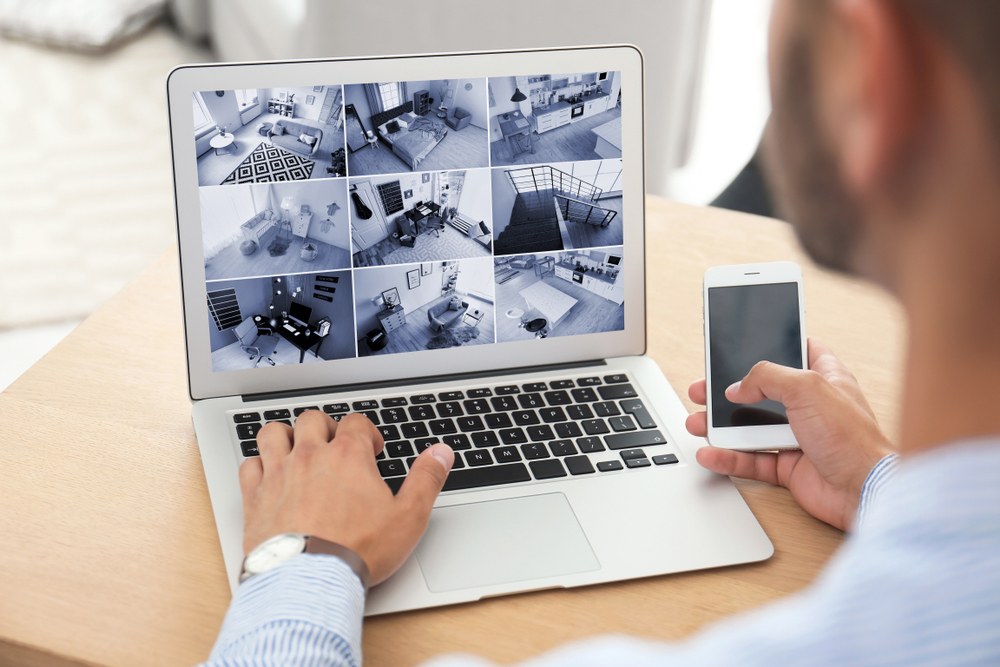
xmin=554 ymin=194 xmax=618 ymax=228
xmin=505 ymin=166 xmax=603 ymax=202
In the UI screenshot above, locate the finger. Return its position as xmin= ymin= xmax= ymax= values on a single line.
xmin=257 ymin=421 xmax=293 ymax=468
xmin=238 ymin=456 xmax=263 ymax=497
xmin=725 ymin=360 xmax=815 ymax=407
xmin=292 ymin=410 xmax=336 ymax=454
xmin=688 ymin=379 xmax=707 ymax=406
xmin=695 ymin=446 xmax=783 ymax=487
xmin=685 ymin=411 xmax=707 ymax=437
xmin=807 ymin=337 xmax=833 ymax=369
xmin=332 ymin=412 xmax=385 ymax=457
xmin=396 ymin=444 xmax=453 ymax=521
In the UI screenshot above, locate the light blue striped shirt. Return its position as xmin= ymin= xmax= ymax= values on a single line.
xmin=204 ymin=440 xmax=1000 ymax=666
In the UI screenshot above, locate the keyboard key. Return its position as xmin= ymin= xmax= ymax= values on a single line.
xmin=565 ymin=455 xmax=595 ymax=475
xmin=466 ymin=450 xmax=494 ymax=467
xmin=494 ymin=385 xmax=520 ymax=395
xmin=240 ymin=440 xmax=259 ymax=457
xmin=386 ymin=441 xmax=414 ymax=458
xmin=452 ymin=451 xmax=466 ymax=469
xmin=605 ymin=430 xmax=667 ymax=450
xmin=272 ymin=419 xmax=292 ymax=427
xmin=609 ymin=415 xmax=638 ymax=432
xmin=293 ymin=406 xmax=320 ymax=416
xmin=597 ymin=460 xmax=623 ymax=472
xmin=264 ymin=409 xmax=291 ymax=420
xmin=438 ymin=391 xmax=464 ymax=401
xmin=566 ymin=404 xmax=595 ymax=421
xmin=571 ymin=388 xmax=599 ymax=403
xmin=378 ymin=459 xmax=406 ymax=477
xmin=598 ymin=384 xmax=638 ymax=400
xmin=463 ymin=399 xmax=490 ymax=414
xmin=513 ymin=410 xmax=540 ymax=426
xmin=385 ymin=477 xmax=404 ymax=494
xmin=430 ymin=419 xmax=457 ymax=435
xmin=653 ymin=453 xmax=679 ymax=466
xmin=457 ymin=416 xmax=485 ymax=432
xmin=353 ymin=400 xmax=379 ymax=411
xmin=470 ymin=430 xmax=501 ymax=448
xmin=517 ymin=393 xmax=544 ymax=409
xmin=554 ymin=422 xmax=583 ymax=439
xmin=543 ymin=390 xmax=572 ymax=406
xmin=441 ymin=463 xmax=531 ymax=492
xmin=593 ymin=401 xmax=621 ymax=418
xmin=540 ymin=407 xmax=567 ymax=423
xmin=467 ymin=387 xmax=493 ymax=398
xmin=549 ymin=440 xmax=578 ymax=457
xmin=381 ymin=397 xmax=407 ymax=407
xmin=323 ymin=403 xmax=349 ymax=414
xmin=604 ymin=374 xmax=629 ymax=384
xmin=494 ymin=446 xmax=522 ymax=463
xmin=376 ymin=450 xmax=386 ymax=460
xmin=499 ymin=428 xmax=528 ymax=445
xmin=577 ymin=437 xmax=606 ymax=453
xmin=378 ymin=425 xmax=401 ymax=441
xmin=550 ymin=379 xmax=575 ymax=389
xmin=411 ymin=394 xmax=436 ymax=404
xmin=582 ymin=419 xmax=610 ymax=435
xmin=236 ymin=423 xmax=261 ymax=440
xmin=527 ymin=425 xmax=555 ymax=442
xmin=233 ymin=412 xmax=260 ymax=424
xmin=619 ymin=448 xmax=647 ymax=461
xmin=576 ymin=376 xmax=602 ymax=386
xmin=380 ymin=408 xmax=408 ymax=424
xmin=330 ymin=414 xmax=346 ymax=422
xmin=401 ymin=422 xmax=430 ymax=439
xmin=521 ymin=442 xmax=550 ymax=459
xmin=408 ymin=404 xmax=436 ymax=421
xmin=626 ymin=457 xmax=651 ymax=469
xmin=490 ymin=396 xmax=519 ymax=412
xmin=619 ymin=399 xmax=657 ymax=429
xmin=360 ymin=411 xmax=380 ymax=425
xmin=436 ymin=402 xmax=463 ymax=418
xmin=414 ymin=438 xmax=437 ymax=452
xmin=529 ymin=459 xmax=567 ymax=480
xmin=522 ymin=382 xmax=547 ymax=392
xmin=484 ymin=413 xmax=513 ymax=429
xmin=442 ymin=434 xmax=472 ymax=451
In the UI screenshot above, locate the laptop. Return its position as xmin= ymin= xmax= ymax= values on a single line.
xmin=166 ymin=45 xmax=772 ymax=615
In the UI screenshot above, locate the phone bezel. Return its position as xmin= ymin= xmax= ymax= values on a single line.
xmin=703 ymin=261 xmax=807 ymax=450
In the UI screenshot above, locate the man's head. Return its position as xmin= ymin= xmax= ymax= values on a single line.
xmin=764 ymin=0 xmax=1000 ymax=291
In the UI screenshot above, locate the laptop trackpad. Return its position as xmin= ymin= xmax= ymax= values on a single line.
xmin=415 ymin=492 xmax=600 ymax=593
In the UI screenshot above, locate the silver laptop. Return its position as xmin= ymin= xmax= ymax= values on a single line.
xmin=166 ymin=45 xmax=772 ymax=615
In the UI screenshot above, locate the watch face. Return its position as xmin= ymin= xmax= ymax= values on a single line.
xmin=245 ymin=533 xmax=307 ymax=574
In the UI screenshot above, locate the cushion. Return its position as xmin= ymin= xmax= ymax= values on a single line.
xmin=396 ymin=119 xmax=408 ymax=129
xmin=448 ymin=297 xmax=462 ymax=311
xmin=299 ymin=132 xmax=317 ymax=146
xmin=386 ymin=120 xmax=401 ymax=134
xmin=272 ymin=124 xmax=285 ymax=136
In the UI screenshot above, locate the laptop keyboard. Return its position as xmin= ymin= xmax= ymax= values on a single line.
xmin=231 ymin=373 xmax=679 ymax=494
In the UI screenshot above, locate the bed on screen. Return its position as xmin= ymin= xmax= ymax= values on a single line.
xmin=372 ymin=101 xmax=449 ymax=171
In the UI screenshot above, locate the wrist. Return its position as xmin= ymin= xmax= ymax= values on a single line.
xmin=240 ymin=533 xmax=371 ymax=591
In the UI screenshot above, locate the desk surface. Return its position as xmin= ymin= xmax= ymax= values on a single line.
xmin=0 ymin=198 xmax=906 ymax=667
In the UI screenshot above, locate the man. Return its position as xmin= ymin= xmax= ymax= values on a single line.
xmin=204 ymin=0 xmax=1000 ymax=664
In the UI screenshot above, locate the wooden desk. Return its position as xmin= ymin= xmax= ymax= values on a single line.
xmin=0 ymin=198 xmax=905 ymax=666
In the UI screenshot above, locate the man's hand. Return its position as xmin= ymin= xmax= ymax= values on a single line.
xmin=687 ymin=339 xmax=893 ymax=531
xmin=238 ymin=411 xmax=454 ymax=585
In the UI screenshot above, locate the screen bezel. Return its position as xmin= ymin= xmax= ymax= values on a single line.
xmin=167 ymin=46 xmax=648 ymax=400
xmin=703 ymin=262 xmax=806 ymax=450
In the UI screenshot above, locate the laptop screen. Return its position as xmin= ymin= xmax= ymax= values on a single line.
xmin=193 ymin=71 xmax=625 ymax=373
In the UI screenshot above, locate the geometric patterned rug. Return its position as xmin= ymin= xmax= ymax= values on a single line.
xmin=221 ymin=142 xmax=315 ymax=184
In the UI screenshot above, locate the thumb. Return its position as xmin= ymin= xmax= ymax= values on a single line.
xmin=396 ymin=444 xmax=454 ymax=519
xmin=726 ymin=360 xmax=813 ymax=407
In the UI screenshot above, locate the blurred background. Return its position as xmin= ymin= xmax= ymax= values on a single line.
xmin=0 ymin=0 xmax=771 ymax=390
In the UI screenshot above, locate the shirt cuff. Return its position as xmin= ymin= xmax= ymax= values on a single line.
xmin=855 ymin=453 xmax=900 ymax=528
xmin=208 ymin=552 xmax=366 ymax=666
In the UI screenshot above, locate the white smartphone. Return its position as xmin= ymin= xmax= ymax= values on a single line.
xmin=703 ymin=261 xmax=807 ymax=450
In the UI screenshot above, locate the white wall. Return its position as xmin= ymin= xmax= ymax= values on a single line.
xmin=452 ymin=78 xmax=488 ymax=129
xmin=455 ymin=258 xmax=494 ymax=300
xmin=207 ymin=276 xmax=271 ymax=351
xmin=268 ymin=180 xmax=351 ymax=250
xmin=200 ymin=183 xmax=268 ymax=257
xmin=455 ymin=168 xmax=492 ymax=227
xmin=353 ymin=262 xmax=443 ymax=336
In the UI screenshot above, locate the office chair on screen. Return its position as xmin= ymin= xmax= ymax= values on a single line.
xmin=234 ymin=317 xmax=279 ymax=367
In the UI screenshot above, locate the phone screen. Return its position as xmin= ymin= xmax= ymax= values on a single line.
xmin=708 ymin=283 xmax=803 ymax=428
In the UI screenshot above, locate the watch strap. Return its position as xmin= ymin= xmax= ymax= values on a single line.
xmin=305 ymin=536 xmax=371 ymax=592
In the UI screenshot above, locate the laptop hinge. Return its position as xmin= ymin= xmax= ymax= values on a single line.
xmin=241 ymin=359 xmax=608 ymax=403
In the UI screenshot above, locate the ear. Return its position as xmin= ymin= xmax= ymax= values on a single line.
xmin=828 ymin=0 xmax=925 ymax=194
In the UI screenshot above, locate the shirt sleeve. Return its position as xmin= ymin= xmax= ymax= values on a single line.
xmin=854 ymin=453 xmax=900 ymax=528
xmin=201 ymin=553 xmax=366 ymax=667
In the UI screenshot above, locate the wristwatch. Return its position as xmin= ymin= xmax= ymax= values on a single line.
xmin=239 ymin=532 xmax=371 ymax=590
